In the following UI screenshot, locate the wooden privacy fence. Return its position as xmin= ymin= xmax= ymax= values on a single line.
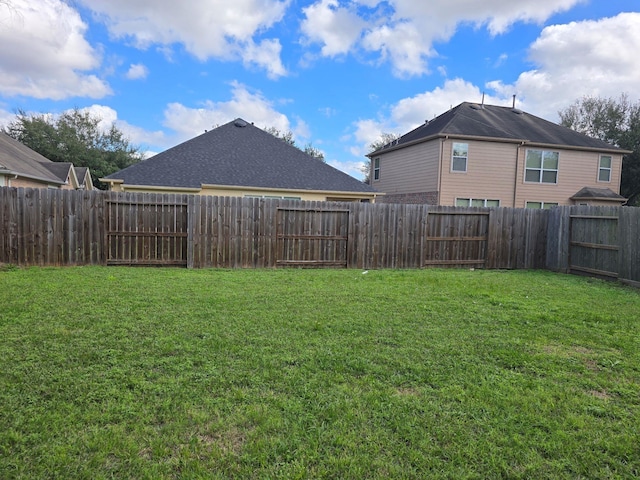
xmin=546 ymin=205 xmax=640 ymax=285
xmin=1 ymin=188 xmax=639 ymax=284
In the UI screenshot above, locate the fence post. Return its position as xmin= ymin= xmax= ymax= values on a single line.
xmin=186 ymin=195 xmax=196 ymax=269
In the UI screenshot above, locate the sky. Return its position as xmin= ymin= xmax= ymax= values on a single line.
xmin=0 ymin=0 xmax=638 ymax=180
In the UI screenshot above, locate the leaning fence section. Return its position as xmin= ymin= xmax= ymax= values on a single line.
xmin=1 ymin=188 xmax=639 ymax=284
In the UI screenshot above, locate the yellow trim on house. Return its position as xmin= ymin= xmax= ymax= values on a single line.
xmin=99 ymin=179 xmax=380 ymax=202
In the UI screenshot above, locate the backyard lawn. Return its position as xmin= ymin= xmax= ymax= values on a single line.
xmin=1 ymin=266 xmax=639 ymax=479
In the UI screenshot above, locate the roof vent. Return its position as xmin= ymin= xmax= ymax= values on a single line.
xmin=234 ymin=119 xmax=248 ymax=127
xmin=511 ymin=108 xmax=523 ymax=115
xmin=469 ymin=104 xmax=482 ymax=110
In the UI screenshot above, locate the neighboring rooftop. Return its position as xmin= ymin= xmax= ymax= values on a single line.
xmin=105 ymin=119 xmax=376 ymax=194
xmin=370 ymin=102 xmax=626 ymax=155
xmin=0 ymin=132 xmax=66 ymax=185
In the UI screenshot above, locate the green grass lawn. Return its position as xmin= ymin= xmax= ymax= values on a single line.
xmin=1 ymin=266 xmax=639 ymax=479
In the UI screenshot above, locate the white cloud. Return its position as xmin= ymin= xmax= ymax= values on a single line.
xmin=242 ymin=39 xmax=287 ymax=79
xmin=162 ymin=81 xmax=291 ymax=142
xmin=303 ymin=0 xmax=583 ymax=77
xmin=486 ymin=12 xmax=640 ymax=120
xmin=0 ymin=0 xmax=110 ymax=99
xmin=301 ymin=0 xmax=366 ymax=56
xmin=125 ymin=63 xmax=149 ymax=80
xmin=79 ymin=0 xmax=289 ymax=78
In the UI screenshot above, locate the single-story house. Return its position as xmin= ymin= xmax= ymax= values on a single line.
xmin=102 ymin=119 xmax=379 ymax=202
xmin=0 ymin=132 xmax=94 ymax=190
xmin=368 ymin=102 xmax=629 ymax=207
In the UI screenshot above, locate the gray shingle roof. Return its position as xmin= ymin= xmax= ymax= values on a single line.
xmin=0 ymin=132 xmax=65 ymax=184
xmin=105 ymin=119 xmax=375 ymax=193
xmin=371 ymin=102 xmax=625 ymax=155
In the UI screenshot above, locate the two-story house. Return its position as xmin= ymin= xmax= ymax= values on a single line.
xmin=368 ymin=102 xmax=628 ymax=208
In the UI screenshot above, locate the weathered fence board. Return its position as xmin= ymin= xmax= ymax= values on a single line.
xmin=2 ymin=187 xmax=640 ymax=285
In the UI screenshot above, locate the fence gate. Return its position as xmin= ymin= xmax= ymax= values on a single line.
xmin=424 ymin=210 xmax=489 ymax=267
xmin=276 ymin=207 xmax=349 ymax=267
xmin=106 ymin=197 xmax=188 ymax=266
xmin=568 ymin=214 xmax=619 ymax=279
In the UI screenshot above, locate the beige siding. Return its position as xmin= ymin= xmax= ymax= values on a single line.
xmin=10 ymin=177 xmax=61 ymax=189
xmin=109 ymin=183 xmax=377 ymax=202
xmin=439 ymin=140 xmax=519 ymax=207
xmin=514 ymin=148 xmax=623 ymax=207
xmin=371 ymin=140 xmax=440 ymax=194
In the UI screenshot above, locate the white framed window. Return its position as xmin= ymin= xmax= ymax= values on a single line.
xmin=525 ymin=149 xmax=558 ymax=184
xmin=373 ymin=158 xmax=380 ymax=181
xmin=526 ymin=201 xmax=558 ymax=209
xmin=451 ymin=142 xmax=468 ymax=172
xmin=245 ymin=195 xmax=301 ymax=200
xmin=456 ymin=198 xmax=500 ymax=207
xmin=598 ymin=155 xmax=612 ymax=182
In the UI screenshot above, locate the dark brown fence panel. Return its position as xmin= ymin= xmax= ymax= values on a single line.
xmin=0 ymin=188 xmax=105 ymax=266
xmin=619 ymin=207 xmax=640 ymax=284
xmin=105 ymin=192 xmax=188 ymax=266
xmin=276 ymin=206 xmax=349 ymax=267
xmin=568 ymin=206 xmax=620 ymax=279
xmin=488 ymin=208 xmax=548 ymax=270
xmin=424 ymin=207 xmax=489 ymax=267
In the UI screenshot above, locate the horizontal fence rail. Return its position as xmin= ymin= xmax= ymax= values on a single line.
xmin=1 ymin=187 xmax=639 ymax=285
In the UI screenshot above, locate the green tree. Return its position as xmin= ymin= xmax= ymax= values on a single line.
xmin=361 ymin=132 xmax=399 ymax=183
xmin=263 ymin=126 xmax=325 ymax=161
xmin=303 ymin=143 xmax=325 ymax=162
xmin=4 ymin=109 xmax=143 ymax=189
xmin=559 ymin=95 xmax=640 ymax=205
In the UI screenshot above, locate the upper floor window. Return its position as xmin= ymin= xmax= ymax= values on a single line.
xmin=373 ymin=158 xmax=380 ymax=181
xmin=525 ymin=149 xmax=558 ymax=184
xmin=598 ymin=155 xmax=612 ymax=182
xmin=451 ymin=142 xmax=468 ymax=172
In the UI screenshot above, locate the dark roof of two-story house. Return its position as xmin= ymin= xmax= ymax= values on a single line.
xmin=103 ymin=119 xmax=377 ymax=199
xmin=370 ymin=102 xmax=625 ymax=156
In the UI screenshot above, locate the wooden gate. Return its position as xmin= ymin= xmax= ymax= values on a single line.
xmin=568 ymin=213 xmax=619 ymax=279
xmin=424 ymin=210 xmax=489 ymax=267
xmin=276 ymin=207 xmax=349 ymax=267
xmin=106 ymin=196 xmax=188 ymax=266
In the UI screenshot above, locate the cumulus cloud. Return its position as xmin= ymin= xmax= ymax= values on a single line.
xmin=162 ymin=81 xmax=291 ymax=142
xmin=486 ymin=12 xmax=640 ymax=119
xmin=302 ymin=0 xmax=583 ymax=77
xmin=79 ymin=0 xmax=289 ymax=78
xmin=0 ymin=0 xmax=110 ymax=99
xmin=301 ymin=0 xmax=366 ymax=56
xmin=241 ymin=39 xmax=287 ymax=79
xmin=125 ymin=63 xmax=149 ymax=80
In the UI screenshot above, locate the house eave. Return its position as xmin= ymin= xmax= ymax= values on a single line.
xmin=367 ymin=134 xmax=630 ymax=157
xmin=201 ymin=183 xmax=381 ymax=198
xmin=2 ymin=169 xmax=65 ymax=186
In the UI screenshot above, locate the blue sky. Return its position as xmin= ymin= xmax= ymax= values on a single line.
xmin=0 ymin=0 xmax=638 ymax=179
